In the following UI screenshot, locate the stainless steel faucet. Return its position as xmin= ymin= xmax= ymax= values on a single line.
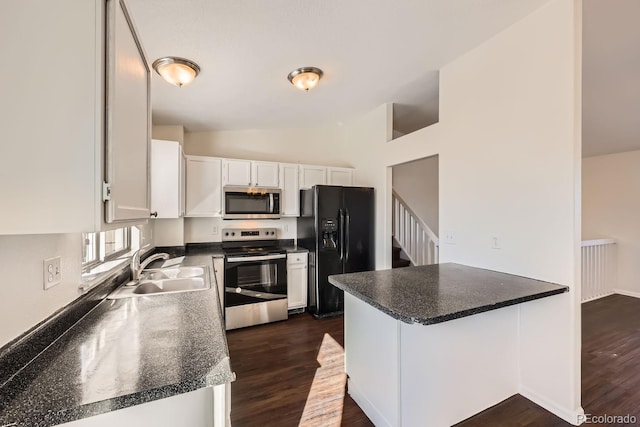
xmin=131 ymin=250 xmax=170 ymax=281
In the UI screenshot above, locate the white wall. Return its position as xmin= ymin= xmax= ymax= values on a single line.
xmin=343 ymin=0 xmax=582 ymax=422
xmin=583 ymin=150 xmax=640 ymax=296
xmin=392 ymin=155 xmax=439 ymax=235
xmin=184 ymin=126 xmax=348 ymax=166
xmin=0 ymin=222 xmax=154 ymax=348
xmin=0 ymin=234 xmax=82 ymax=347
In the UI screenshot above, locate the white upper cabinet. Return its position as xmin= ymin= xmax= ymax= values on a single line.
xmin=299 ymin=165 xmax=327 ymax=189
xmin=186 ymin=156 xmax=223 ymax=217
xmin=251 ymin=161 xmax=279 ymax=188
xmin=223 ymin=159 xmax=279 ymax=187
xmin=150 ymin=140 xmax=183 ymax=218
xmin=279 ymin=163 xmax=300 ymax=217
xmin=327 ymin=167 xmax=355 ymax=186
xmin=104 ymin=0 xmax=151 ymax=223
xmin=222 ymin=159 xmax=252 ymax=187
xmin=0 ymin=0 xmax=150 ymax=234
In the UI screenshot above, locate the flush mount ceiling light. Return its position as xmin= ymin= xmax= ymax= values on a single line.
xmin=152 ymin=57 xmax=200 ymax=87
xmin=287 ymin=67 xmax=323 ymax=91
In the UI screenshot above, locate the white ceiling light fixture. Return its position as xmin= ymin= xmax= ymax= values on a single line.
xmin=287 ymin=67 xmax=323 ymax=91
xmin=152 ymin=57 xmax=200 ymax=87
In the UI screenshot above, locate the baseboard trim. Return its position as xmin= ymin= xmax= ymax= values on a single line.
xmin=347 ymin=378 xmax=393 ymax=427
xmin=614 ymin=289 xmax=640 ymax=299
xmin=519 ymin=386 xmax=585 ymax=425
xmin=581 ymin=292 xmax=615 ymax=303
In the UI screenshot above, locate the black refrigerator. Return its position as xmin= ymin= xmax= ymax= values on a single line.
xmin=297 ymin=185 xmax=375 ymax=317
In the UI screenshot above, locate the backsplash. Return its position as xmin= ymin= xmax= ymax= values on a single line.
xmin=184 ymin=217 xmax=297 ymax=243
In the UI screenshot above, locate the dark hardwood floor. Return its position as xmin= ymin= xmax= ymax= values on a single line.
xmin=226 ymin=314 xmax=373 ymax=426
xmin=227 ymin=295 xmax=640 ymax=426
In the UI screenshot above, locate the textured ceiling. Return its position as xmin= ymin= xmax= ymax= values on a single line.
xmin=582 ymin=0 xmax=640 ymax=158
xmin=126 ymin=0 xmax=552 ymax=132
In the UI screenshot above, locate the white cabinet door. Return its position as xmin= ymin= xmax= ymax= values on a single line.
xmin=299 ymin=165 xmax=327 ymax=189
xmin=223 ymin=159 xmax=252 ymax=186
xmin=279 ymin=163 xmax=299 ymax=217
xmin=327 ymin=167 xmax=355 ymax=186
xmin=104 ymin=0 xmax=151 ymax=222
xmin=287 ymin=253 xmax=308 ymax=310
xmin=186 ymin=156 xmax=222 ymax=217
xmin=180 ymin=149 xmax=186 ymax=216
xmin=150 ymin=139 xmax=181 ymax=218
xmin=213 ymin=257 xmax=225 ymax=311
xmin=252 ymin=161 xmax=279 ymax=187
xmin=0 ymin=0 xmax=153 ymax=234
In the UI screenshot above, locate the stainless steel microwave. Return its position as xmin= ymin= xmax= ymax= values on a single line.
xmin=223 ymin=186 xmax=282 ymax=219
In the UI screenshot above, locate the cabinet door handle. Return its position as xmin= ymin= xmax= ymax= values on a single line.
xmin=150 ymin=211 xmax=158 ymax=217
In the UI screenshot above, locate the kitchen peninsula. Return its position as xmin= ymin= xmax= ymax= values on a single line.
xmin=329 ymin=263 xmax=568 ymax=427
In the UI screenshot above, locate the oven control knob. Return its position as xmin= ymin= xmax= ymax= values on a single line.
xmin=231 ymin=232 xmax=236 ymax=236
xmin=224 ymin=232 xmax=229 ymax=236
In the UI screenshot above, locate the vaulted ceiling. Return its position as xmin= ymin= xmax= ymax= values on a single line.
xmin=127 ymin=0 xmax=640 ymax=158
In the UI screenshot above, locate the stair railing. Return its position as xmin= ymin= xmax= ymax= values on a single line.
xmin=581 ymin=239 xmax=616 ymax=302
xmin=392 ymin=190 xmax=439 ymax=266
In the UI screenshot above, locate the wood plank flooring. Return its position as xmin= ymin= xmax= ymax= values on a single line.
xmin=226 ymin=314 xmax=373 ymax=427
xmin=227 ymin=295 xmax=640 ymax=426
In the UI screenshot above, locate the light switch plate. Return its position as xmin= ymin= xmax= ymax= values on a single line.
xmin=43 ymin=256 xmax=61 ymax=290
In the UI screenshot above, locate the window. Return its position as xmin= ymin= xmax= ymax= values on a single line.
xmin=82 ymin=227 xmax=131 ymax=270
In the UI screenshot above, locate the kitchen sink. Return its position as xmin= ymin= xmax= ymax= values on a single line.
xmin=140 ymin=266 xmax=205 ymax=280
xmin=108 ymin=266 xmax=209 ymax=299
xmin=133 ymin=277 xmax=207 ymax=294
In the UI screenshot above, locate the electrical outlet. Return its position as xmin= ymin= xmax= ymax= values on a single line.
xmin=43 ymin=256 xmax=61 ymax=290
xmin=212 ymin=225 xmax=219 ymax=235
xmin=284 ymin=224 xmax=289 ymax=233
xmin=444 ymin=230 xmax=456 ymax=245
xmin=491 ymin=235 xmax=501 ymax=249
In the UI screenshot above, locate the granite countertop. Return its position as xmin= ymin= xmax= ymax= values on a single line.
xmin=329 ymin=263 xmax=568 ymax=325
xmin=0 ymin=254 xmax=234 ymax=427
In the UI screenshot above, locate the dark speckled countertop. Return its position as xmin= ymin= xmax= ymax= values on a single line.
xmin=0 ymin=254 xmax=234 ymax=427
xmin=328 ymin=263 xmax=568 ymax=325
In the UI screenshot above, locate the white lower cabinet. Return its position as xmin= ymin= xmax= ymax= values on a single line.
xmin=60 ymin=384 xmax=230 ymax=427
xmin=287 ymin=252 xmax=308 ymax=310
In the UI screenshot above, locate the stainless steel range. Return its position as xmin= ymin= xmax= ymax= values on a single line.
xmin=223 ymin=227 xmax=288 ymax=330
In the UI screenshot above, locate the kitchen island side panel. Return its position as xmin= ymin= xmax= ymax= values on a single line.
xmin=344 ymin=293 xmax=400 ymax=427
xmin=400 ymin=305 xmax=519 ymax=427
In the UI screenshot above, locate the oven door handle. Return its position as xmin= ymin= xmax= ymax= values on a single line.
xmin=226 ymin=254 xmax=287 ymax=262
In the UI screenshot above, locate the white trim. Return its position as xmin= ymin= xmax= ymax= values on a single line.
xmin=581 ymin=238 xmax=615 ymax=247
xmin=519 ymin=386 xmax=585 ymax=425
xmin=580 ymin=291 xmax=615 ymax=303
xmin=614 ymin=289 xmax=640 ymax=299
xmin=347 ymin=378 xmax=393 ymax=427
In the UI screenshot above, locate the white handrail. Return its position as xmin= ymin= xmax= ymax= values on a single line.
xmin=392 ymin=190 xmax=439 ymax=266
xmin=581 ymin=239 xmax=616 ymax=302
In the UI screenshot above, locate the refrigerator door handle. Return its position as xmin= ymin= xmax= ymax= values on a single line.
xmin=345 ymin=209 xmax=351 ymax=263
xmin=339 ymin=209 xmax=345 ymax=262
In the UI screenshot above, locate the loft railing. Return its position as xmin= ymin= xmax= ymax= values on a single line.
xmin=392 ymin=190 xmax=439 ymax=266
xmin=581 ymin=239 xmax=616 ymax=302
